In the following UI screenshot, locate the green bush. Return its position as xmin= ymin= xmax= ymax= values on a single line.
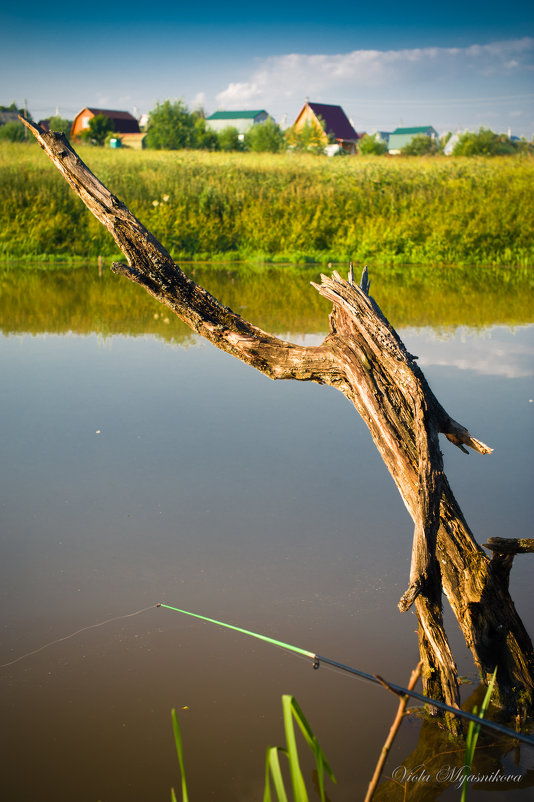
xmin=217 ymin=126 xmax=244 ymax=152
xmin=401 ymin=134 xmax=440 ymax=156
xmin=245 ymin=119 xmax=285 ymax=153
xmin=0 ymin=121 xmax=26 ymax=142
xmin=359 ymin=134 xmax=388 ymax=155
xmin=81 ymin=114 xmax=114 ymax=146
xmin=452 ymin=128 xmax=518 ymax=156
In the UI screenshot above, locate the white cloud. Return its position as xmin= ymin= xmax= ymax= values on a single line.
xmin=214 ymin=38 xmax=534 ymax=133
xmin=192 ymin=92 xmax=207 ymax=110
xmin=217 ymin=81 xmax=263 ymax=106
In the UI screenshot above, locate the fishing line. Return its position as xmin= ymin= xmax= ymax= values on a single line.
xmin=0 ymin=605 xmax=156 ymax=669
xmin=2 ymin=601 xmax=533 ymax=746
xmin=159 ymin=603 xmax=315 ymax=658
xmin=158 ymin=603 xmax=534 ymax=747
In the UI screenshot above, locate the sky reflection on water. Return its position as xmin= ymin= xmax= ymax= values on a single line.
xmin=1 ymin=268 xmax=533 ymax=801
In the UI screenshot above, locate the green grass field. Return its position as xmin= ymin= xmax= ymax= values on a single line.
xmin=1 ymin=142 xmax=533 ymax=266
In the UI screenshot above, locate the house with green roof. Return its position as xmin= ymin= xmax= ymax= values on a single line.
xmin=388 ymin=126 xmax=438 ymax=154
xmin=206 ymin=110 xmax=270 ymax=135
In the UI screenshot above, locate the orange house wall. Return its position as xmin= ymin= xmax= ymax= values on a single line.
xmin=293 ymin=105 xmax=328 ymax=143
xmin=71 ymin=108 xmax=94 ymax=139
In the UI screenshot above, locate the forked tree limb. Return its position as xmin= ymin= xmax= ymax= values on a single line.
xmin=20 ymin=118 xmax=533 ymax=719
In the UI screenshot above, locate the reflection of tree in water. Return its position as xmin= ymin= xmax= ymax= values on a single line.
xmin=374 ymin=684 xmax=534 ymax=800
xmin=0 ymin=264 xmax=532 ymax=340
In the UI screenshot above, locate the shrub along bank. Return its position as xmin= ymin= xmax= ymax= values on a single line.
xmin=1 ymin=143 xmax=532 ymax=266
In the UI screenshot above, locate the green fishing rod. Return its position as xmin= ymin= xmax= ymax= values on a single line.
xmin=158 ymin=603 xmax=534 ymax=747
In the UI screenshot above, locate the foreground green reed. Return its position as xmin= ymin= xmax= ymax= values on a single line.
xmin=170 ymin=687 xmax=502 ymax=801
xmin=171 ymin=695 xmax=336 ymax=802
xmin=1 ymin=143 xmax=533 ymax=265
xmin=460 ymin=670 xmax=497 ymax=802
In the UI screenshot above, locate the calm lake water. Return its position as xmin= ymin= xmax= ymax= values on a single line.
xmin=1 ymin=264 xmax=533 ymax=801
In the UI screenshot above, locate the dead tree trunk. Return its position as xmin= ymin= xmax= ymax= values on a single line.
xmin=21 ymin=118 xmax=534 ymax=722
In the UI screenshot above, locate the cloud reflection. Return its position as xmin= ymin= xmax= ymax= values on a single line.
xmin=400 ymin=325 xmax=534 ymax=379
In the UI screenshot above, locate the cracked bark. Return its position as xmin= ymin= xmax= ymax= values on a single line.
xmin=21 ymin=117 xmax=534 ymax=723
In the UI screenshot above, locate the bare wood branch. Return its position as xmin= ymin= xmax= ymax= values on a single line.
xmin=482 ymin=538 xmax=534 ymax=592
xmin=440 ymin=416 xmax=493 ymax=455
xmin=20 ymin=117 xmax=533 ymax=717
xmin=483 ymin=538 xmax=534 ymax=554
xmin=365 ymin=662 xmax=423 ymax=802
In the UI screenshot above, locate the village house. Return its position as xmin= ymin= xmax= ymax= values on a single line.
xmin=71 ymin=108 xmax=140 ymax=139
xmin=206 ymin=110 xmax=270 ymax=136
xmin=292 ymin=101 xmax=360 ymax=154
xmin=118 ymin=132 xmax=147 ymax=150
xmin=0 ymin=109 xmax=22 ymax=126
xmin=370 ymin=131 xmax=391 ymax=147
xmin=388 ymin=126 xmax=438 ymax=154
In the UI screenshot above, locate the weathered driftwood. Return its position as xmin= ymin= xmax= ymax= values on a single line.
xmin=482 ymin=538 xmax=534 ymax=593
xmin=20 ymin=117 xmax=534 ymax=721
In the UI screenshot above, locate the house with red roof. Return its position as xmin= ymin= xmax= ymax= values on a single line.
xmin=71 ymin=108 xmax=140 ymax=139
xmin=292 ymin=101 xmax=360 ymax=153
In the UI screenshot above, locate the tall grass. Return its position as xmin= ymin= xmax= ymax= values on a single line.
xmin=460 ymin=669 xmax=497 ymax=802
xmin=1 ymin=142 xmax=533 ymax=265
xmin=170 ymin=695 xmax=335 ymax=802
xmin=264 ymin=695 xmax=336 ymax=802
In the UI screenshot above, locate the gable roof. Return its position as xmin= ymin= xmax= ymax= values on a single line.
xmin=306 ymin=102 xmax=358 ymax=142
xmin=86 ymin=107 xmax=137 ymax=121
xmin=0 ymin=110 xmax=20 ymax=125
xmin=391 ymin=126 xmax=435 ymax=135
xmin=207 ymin=110 xmax=267 ymax=120
xmin=84 ymin=108 xmax=140 ymax=133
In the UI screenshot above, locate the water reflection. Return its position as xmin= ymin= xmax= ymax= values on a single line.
xmin=0 ymin=263 xmax=532 ymax=339
xmin=405 ymin=326 xmax=534 ymax=379
xmin=0 ymin=264 xmax=533 ymax=801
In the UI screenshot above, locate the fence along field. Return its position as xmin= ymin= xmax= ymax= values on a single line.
xmin=1 ymin=142 xmax=533 ymax=266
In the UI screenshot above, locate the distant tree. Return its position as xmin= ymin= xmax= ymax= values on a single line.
xmin=145 ymin=100 xmax=196 ymax=150
xmin=0 ymin=102 xmax=32 ymax=120
xmin=218 ymin=126 xmax=244 ymax=152
xmin=401 ymin=134 xmax=440 ymax=156
xmin=515 ymin=137 xmax=534 ymax=155
xmin=245 ymin=118 xmax=285 ymax=153
xmin=285 ymin=118 xmax=328 ymax=154
xmin=358 ymin=134 xmax=388 ymax=155
xmin=452 ymin=127 xmax=517 ymax=156
xmin=0 ymin=121 xmax=26 ymax=142
xmin=192 ymin=113 xmax=220 ymax=150
xmin=81 ymin=114 xmax=114 ymax=146
xmin=48 ymin=115 xmax=71 ymax=138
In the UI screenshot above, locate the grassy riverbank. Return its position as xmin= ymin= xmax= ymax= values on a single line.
xmin=1 ymin=142 xmax=533 ymax=265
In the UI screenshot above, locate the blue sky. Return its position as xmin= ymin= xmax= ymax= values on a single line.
xmin=2 ymin=0 xmax=533 ymax=136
